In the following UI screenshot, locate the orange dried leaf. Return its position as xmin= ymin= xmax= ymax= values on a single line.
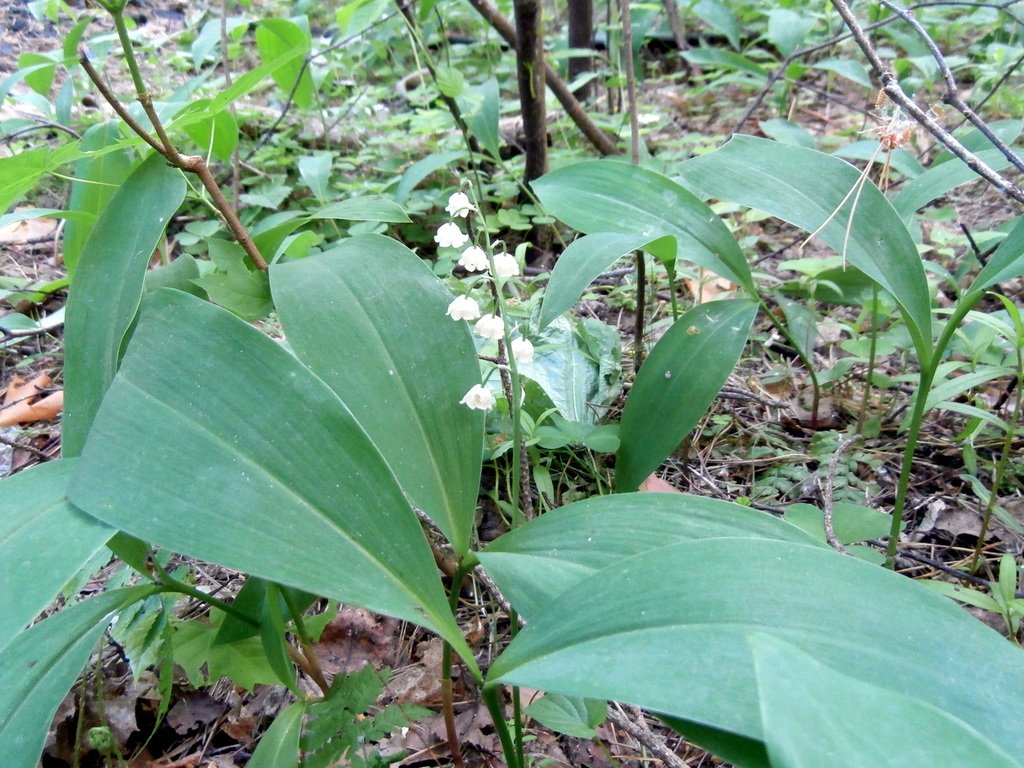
xmin=638 ymin=474 xmax=681 ymax=494
xmin=3 ymin=373 xmax=51 ymax=405
xmin=0 ymin=390 xmax=63 ymax=426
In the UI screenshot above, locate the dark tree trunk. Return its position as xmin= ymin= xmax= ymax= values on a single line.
xmin=567 ymin=0 xmax=594 ymax=102
xmin=512 ymin=0 xmax=547 ymax=184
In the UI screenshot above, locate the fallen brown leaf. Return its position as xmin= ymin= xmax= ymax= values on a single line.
xmin=0 ymin=373 xmax=63 ymax=426
xmin=638 ymin=474 xmax=681 ymax=494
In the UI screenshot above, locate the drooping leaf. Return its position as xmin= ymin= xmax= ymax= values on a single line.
xmin=312 ymin=196 xmax=411 ymax=223
xmin=255 ymin=19 xmax=313 ymax=109
xmin=247 ymin=701 xmax=306 ymax=768
xmin=0 ymin=460 xmax=113 ymax=652
xmin=971 ymin=213 xmax=1024 ymax=295
xmin=0 ymin=586 xmax=155 ymax=768
xmin=463 ymin=77 xmax=501 ymax=160
xmin=272 ymin=235 xmax=482 ymax=556
xmin=616 ymin=299 xmax=757 ymax=492
xmin=478 ymin=493 xmax=815 ymax=619
xmin=750 ymin=636 xmax=1022 ymax=768
xmin=62 ymin=122 xmax=134 ymax=276
xmin=679 ymin=136 xmax=932 ymax=365
xmin=69 ymin=289 xmax=472 ymax=661
xmin=539 ymin=233 xmax=674 ymax=330
xmin=892 ymin=148 xmax=1011 ymax=220
xmin=487 ymin=538 xmax=1024 ymax=763
xmin=62 ymin=153 xmax=186 ymax=456
xmin=532 ymin=161 xmax=752 ymax=291
xmin=526 ymin=694 xmax=607 ymax=739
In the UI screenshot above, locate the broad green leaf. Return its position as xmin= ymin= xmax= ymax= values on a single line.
xmin=766 ymin=9 xmax=814 ymax=57
xmin=971 ymin=213 xmax=1024 ymax=294
xmin=435 ymin=66 xmax=464 ymax=98
xmin=487 ymin=538 xmax=1024 ymax=761
xmin=61 ymin=122 xmax=134 ymax=277
xmin=518 ymin=317 xmax=621 ymax=426
xmin=616 ymin=300 xmax=756 ymax=492
xmin=691 ymin=0 xmax=740 ymax=48
xmin=751 ymin=636 xmax=1022 ymax=768
xmin=171 ymin=611 xmax=282 ymax=690
xmin=892 ymin=148 xmax=1011 ymax=219
xmin=247 ymin=701 xmax=306 ymax=768
xmin=832 ymin=140 xmax=923 ymax=178
xmin=17 ymin=52 xmax=57 ymax=95
xmin=298 ymin=152 xmax=333 ymax=202
xmin=539 ymin=233 xmax=674 ymax=330
xmin=812 ymin=58 xmax=872 ymax=89
xmin=255 ymin=19 xmax=313 ymax=109
xmin=532 ymin=161 xmax=752 ymax=291
xmin=272 ymin=235 xmax=483 ymax=556
xmin=478 ymin=493 xmax=814 ymax=619
xmin=192 ymin=239 xmax=272 ymax=320
xmin=0 ymin=460 xmax=113 ymax=652
xmin=526 ymin=694 xmax=607 ymax=739
xmin=682 ymin=48 xmax=767 ymax=78
xmin=62 ymin=153 xmax=186 ymax=457
xmin=757 ymin=118 xmax=815 ymax=149
xmin=69 ymin=290 xmax=471 ymax=662
xmin=679 ymin=136 xmax=932 ymax=365
xmin=394 ymin=150 xmax=467 ymax=204
xmin=463 ymin=77 xmax=501 ymax=160
xmin=182 ymin=102 xmax=239 ymax=162
xmin=312 ymin=195 xmax=411 ymax=223
xmin=0 ymin=142 xmax=100 ymax=212
xmin=0 ymin=586 xmax=154 ymax=768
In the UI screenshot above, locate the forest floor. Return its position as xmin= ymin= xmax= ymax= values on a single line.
xmin=2 ymin=0 xmax=1023 ymax=766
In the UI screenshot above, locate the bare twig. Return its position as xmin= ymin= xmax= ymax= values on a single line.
xmin=877 ymin=0 xmax=1024 ymax=175
xmin=829 ymin=0 xmax=1024 ymax=203
xmin=465 ymin=0 xmax=620 ymax=156
xmin=608 ymin=704 xmax=693 ymax=768
xmin=819 ymin=433 xmax=865 ymax=553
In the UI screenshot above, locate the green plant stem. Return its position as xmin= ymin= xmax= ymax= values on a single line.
xmin=111 ymin=10 xmax=148 ymax=99
xmin=856 ymin=284 xmax=881 ymax=434
xmin=483 ymin=685 xmax=521 ymax=768
xmin=149 ymin=562 xmax=259 ymax=627
xmin=634 ymin=251 xmax=647 ymax=371
xmin=440 ymin=562 xmax=472 ymax=768
xmin=970 ymin=313 xmax=1023 ymax=571
xmin=885 ymin=295 xmax=985 ymax=566
xmin=759 ymin=296 xmax=822 ymax=428
xmin=281 ymin=589 xmax=330 ymax=694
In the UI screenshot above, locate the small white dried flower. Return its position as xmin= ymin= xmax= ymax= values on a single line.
xmin=510 ymin=336 xmax=535 ymax=364
xmin=435 ymin=221 xmax=469 ymax=249
xmin=445 ymin=294 xmax=481 ymax=321
xmin=457 ymin=245 xmax=489 ymax=273
xmin=445 ymin=191 xmax=476 ymax=218
xmin=492 ymin=252 xmax=520 ymax=278
xmin=460 ymin=384 xmax=495 ymax=411
xmin=473 ymin=313 xmax=505 ymax=340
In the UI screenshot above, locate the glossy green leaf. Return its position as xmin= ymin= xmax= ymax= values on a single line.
xmin=971 ymin=214 xmax=1024 ymax=295
xmin=255 ymin=19 xmax=313 ymax=109
xmin=532 ymin=161 xmax=752 ymax=291
xmin=478 ymin=493 xmax=815 ymax=619
xmin=394 ymin=150 xmax=467 ymax=204
xmin=892 ymin=149 xmax=1011 ymax=220
xmin=272 ymin=235 xmax=482 ymax=555
xmin=683 ymin=47 xmax=766 ymax=78
xmin=487 ymin=538 xmax=1024 ymax=761
xmin=539 ymin=233 xmax=673 ymax=330
xmin=312 ymin=195 xmax=411 ymax=223
xmin=192 ymin=239 xmax=272 ymax=320
xmin=616 ymin=299 xmax=756 ymax=491
xmin=751 ymin=636 xmax=1022 ymax=768
xmin=247 ymin=701 xmax=306 ymax=768
xmin=518 ymin=317 xmax=621 ymax=426
xmin=526 ymin=694 xmax=607 ymax=738
xmin=0 ymin=586 xmax=154 ymax=768
xmin=679 ymin=136 xmax=932 ymax=365
xmin=812 ymin=58 xmax=872 ymax=89
xmin=62 ymin=122 xmax=133 ymax=276
xmin=69 ymin=290 xmax=472 ymax=662
xmin=298 ymin=152 xmax=333 ymax=202
xmin=182 ymin=102 xmax=239 ymax=162
xmin=0 ymin=460 xmax=113 ymax=652
xmin=62 ymin=153 xmax=186 ymax=456
xmin=464 ymin=77 xmax=501 ymax=160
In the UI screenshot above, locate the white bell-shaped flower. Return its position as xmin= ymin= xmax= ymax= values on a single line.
xmin=492 ymin=252 xmax=520 ymax=278
xmin=435 ymin=222 xmax=469 ymax=249
xmin=473 ymin=313 xmax=505 ymax=340
xmin=460 ymin=384 xmax=495 ymax=411
xmin=445 ymin=191 xmax=476 ymax=218
xmin=457 ymin=245 xmax=489 ymax=273
xmin=510 ymin=336 xmax=535 ymax=364
xmin=445 ymin=294 xmax=481 ymax=321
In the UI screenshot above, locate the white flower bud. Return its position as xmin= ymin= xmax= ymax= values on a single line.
xmin=445 ymin=294 xmax=481 ymax=321
xmin=473 ymin=313 xmax=505 ymax=340
xmin=460 ymin=384 xmax=495 ymax=411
